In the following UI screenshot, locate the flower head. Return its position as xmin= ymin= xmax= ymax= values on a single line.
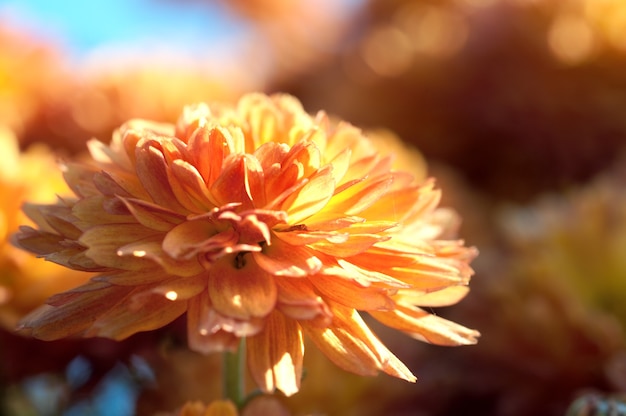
xmin=14 ymin=93 xmax=478 ymax=396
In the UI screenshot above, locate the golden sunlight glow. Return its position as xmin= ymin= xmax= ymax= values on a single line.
xmin=585 ymin=0 xmax=626 ymax=52
xmin=0 ymin=287 xmax=10 ymax=304
xmin=548 ymin=14 xmax=595 ymax=64
xmin=361 ymin=26 xmax=413 ymax=77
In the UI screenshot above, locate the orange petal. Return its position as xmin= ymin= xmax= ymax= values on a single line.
xmin=117 ymin=236 xmax=205 ymax=277
xmin=247 ymin=311 xmax=304 ymax=396
xmin=187 ymin=126 xmax=232 ymax=188
xmin=208 ymin=255 xmax=277 ymax=320
xmin=274 ymin=277 xmax=331 ymax=324
xmin=168 ymin=159 xmax=217 ymax=211
xmin=253 ymin=239 xmax=322 ymax=277
xmin=86 ymin=289 xmax=188 ymax=339
xmin=79 ymin=224 xmax=157 ymax=269
xmin=119 ymin=197 xmax=185 ymax=232
xmin=310 ymin=233 xmax=389 ymax=257
xmin=398 ymin=285 xmax=470 ymax=307
xmin=370 ymin=304 xmax=479 ymax=346
xmin=162 ymin=220 xmax=228 ymax=259
xmin=134 ymin=140 xmax=187 ymax=212
xmin=309 ymin=274 xmax=395 ymax=311
xmin=18 ymin=284 xmax=129 ymax=340
xmin=302 ymin=304 xmax=415 ymax=382
xmin=93 ymin=268 xmax=172 ymax=286
xmin=187 ymin=291 xmax=240 ymax=354
xmin=280 ymin=166 xmax=335 ymax=224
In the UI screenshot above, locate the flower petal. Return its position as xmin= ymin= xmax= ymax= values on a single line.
xmin=370 ymin=304 xmax=479 ymax=346
xmin=17 ymin=284 xmax=129 ymax=340
xmin=208 ymin=255 xmax=277 ymax=320
xmin=253 ymin=239 xmax=322 ymax=277
xmin=247 ymin=311 xmax=304 ymax=396
xmin=85 ymin=289 xmax=188 ymax=339
xmin=302 ymin=303 xmax=415 ymax=382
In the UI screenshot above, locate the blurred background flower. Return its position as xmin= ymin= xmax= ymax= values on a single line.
xmin=3 ymin=0 xmax=626 ymax=414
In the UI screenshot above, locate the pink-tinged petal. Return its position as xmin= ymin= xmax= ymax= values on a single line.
xmin=310 ymin=233 xmax=390 ymax=257
xmin=370 ymin=304 xmax=479 ymax=346
xmin=274 ymin=277 xmax=332 ymax=324
xmin=79 ymin=224 xmax=161 ymax=270
xmin=247 ymin=312 xmax=304 ymax=396
xmin=302 ymin=304 xmax=416 ymax=382
xmin=309 ymin=274 xmax=395 ymax=311
xmin=117 ymin=236 xmax=204 ymax=277
xmin=253 ymin=239 xmax=322 ymax=277
xmin=162 ymin=219 xmax=222 ymax=259
xmin=280 ymin=166 xmax=335 ymax=224
xmin=208 ymin=255 xmax=277 ymax=320
xmin=85 ymin=289 xmax=188 ymax=339
xmin=398 ymin=285 xmax=470 ymax=307
xmin=134 ymin=140 xmax=187 ymax=212
xmin=119 ymin=197 xmax=185 ymax=232
xmin=17 ymin=284 xmax=130 ymax=340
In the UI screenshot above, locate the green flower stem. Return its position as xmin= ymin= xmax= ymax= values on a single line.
xmin=223 ymin=338 xmax=246 ymax=408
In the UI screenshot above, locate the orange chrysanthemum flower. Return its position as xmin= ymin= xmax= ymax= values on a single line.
xmin=14 ymin=93 xmax=478 ymax=396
